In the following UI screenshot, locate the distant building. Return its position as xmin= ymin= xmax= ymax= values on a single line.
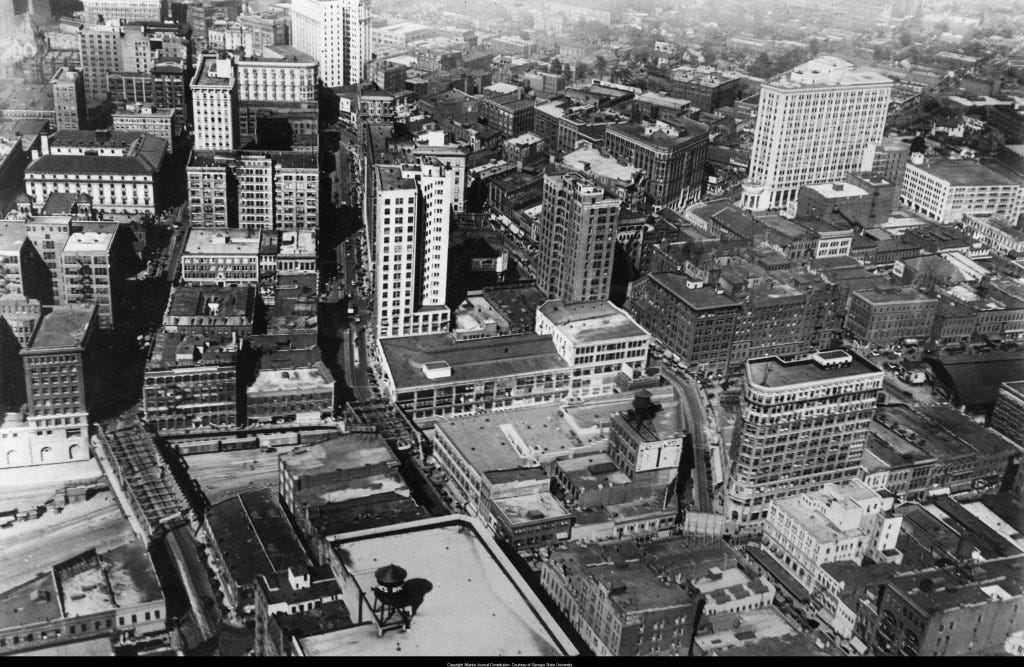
xmin=991 ymin=381 xmax=1024 ymax=450
xmin=535 ymin=299 xmax=650 ymax=398
xmin=373 ymin=162 xmax=454 ymax=339
xmin=143 ymin=330 xmax=239 ymax=433
xmin=161 ymin=284 xmax=254 ymax=336
xmin=246 ymin=364 xmax=334 ymax=424
xmin=289 ymin=0 xmax=371 ymax=88
xmin=60 ymin=223 xmax=138 ymax=328
xmin=726 ymin=350 xmax=883 ymax=537
xmin=539 ymin=536 xmax=731 ymax=656
xmin=80 ymin=0 xmax=164 ymax=24
xmin=604 ymin=120 xmax=709 ymax=207
xmin=483 ymin=93 xmax=536 ymax=138
xmin=190 ymin=55 xmax=239 ymax=152
xmin=860 ymin=403 xmax=1021 ymax=500
xmin=742 ymin=57 xmax=891 ymax=211
xmin=900 ymin=159 xmax=1024 ymax=224
xmin=960 ymin=213 xmax=1024 ymax=256
xmin=50 ymin=68 xmax=86 ymax=132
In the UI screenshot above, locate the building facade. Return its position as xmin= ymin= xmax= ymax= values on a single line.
xmin=373 ymin=162 xmax=454 ymax=339
xmin=289 ymin=0 xmax=371 ymax=87
xmin=50 ymin=68 xmax=87 ymax=132
xmin=191 ymin=55 xmax=239 ymax=152
xmin=900 ymin=159 xmax=1024 ymax=224
xmin=604 ymin=121 xmax=709 ymax=207
xmin=844 ymin=288 xmax=938 ymax=348
xmin=536 ymin=171 xmax=620 ymax=304
xmin=741 ymin=57 xmax=892 ymax=211
xmin=725 ymin=350 xmax=883 ymax=537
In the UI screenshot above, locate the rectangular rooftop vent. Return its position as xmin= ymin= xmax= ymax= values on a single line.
xmin=812 ymin=350 xmax=853 ymax=368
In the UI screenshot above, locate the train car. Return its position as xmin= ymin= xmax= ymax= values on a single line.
xmin=218 ymin=437 xmax=259 ymax=452
xmin=176 ymin=440 xmax=220 ymax=456
xmin=258 ymin=431 xmax=300 ymax=448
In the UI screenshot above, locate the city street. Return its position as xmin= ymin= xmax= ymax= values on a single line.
xmin=662 ymin=368 xmax=715 ymax=513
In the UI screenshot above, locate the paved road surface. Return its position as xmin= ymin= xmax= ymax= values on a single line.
xmin=663 ymin=368 xmax=714 ymax=513
xmin=0 ymin=494 xmax=135 ymax=591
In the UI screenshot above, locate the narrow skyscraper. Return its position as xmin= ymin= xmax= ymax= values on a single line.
xmin=290 ymin=0 xmax=371 ymax=87
xmin=536 ymin=172 xmax=620 ymax=304
xmin=373 ymin=161 xmax=455 ymax=339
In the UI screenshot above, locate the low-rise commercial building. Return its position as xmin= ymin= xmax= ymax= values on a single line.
xmin=246 ymin=364 xmax=334 ymax=424
xmin=844 ymin=287 xmax=938 ymax=348
xmin=960 ymin=212 xmax=1024 ymax=256
xmin=603 ymin=120 xmax=709 ymax=207
xmin=991 ymin=381 xmax=1024 ymax=449
xmin=859 ymin=404 xmax=1021 ymax=500
xmin=762 ymin=480 xmax=902 ymax=601
xmin=900 ymin=159 xmax=1024 ymax=224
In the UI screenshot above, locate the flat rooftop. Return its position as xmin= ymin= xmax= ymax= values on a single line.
xmin=492 ymin=491 xmax=570 ymax=525
xmin=538 ymin=299 xmax=647 ymax=345
xmin=434 ymin=403 xmax=594 ymax=474
xmin=913 ymin=159 xmax=1022 ymax=187
xmin=0 ymin=572 xmax=61 ymax=629
xmin=649 ymin=273 xmax=741 ymax=311
xmin=60 ymin=542 xmax=162 ymax=617
xmin=64 ymin=230 xmax=115 ymax=253
xmin=248 ymin=363 xmax=333 ymax=394
xmin=189 ymin=149 xmax=318 ymax=170
xmin=206 ymin=489 xmax=310 ymax=591
xmin=746 ymin=350 xmax=880 ymax=388
xmin=28 ymin=306 xmax=95 ymax=350
xmin=194 ymin=56 xmax=234 ymax=87
xmin=301 ymin=517 xmax=577 ymax=656
xmin=769 ymin=56 xmax=892 ymax=89
xmin=562 ymin=147 xmax=642 ymax=182
xmin=279 ymin=433 xmax=398 ymax=478
xmin=380 ymin=332 xmax=568 ymax=390
xmin=887 ymin=554 xmax=1024 ymax=613
xmin=607 ymin=121 xmax=705 ymax=148
xmin=165 ymin=285 xmax=253 ymax=320
xmin=556 ymin=453 xmax=632 ymax=489
xmin=183 ymin=227 xmax=263 ymax=255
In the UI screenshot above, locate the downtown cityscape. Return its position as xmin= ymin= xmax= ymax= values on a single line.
xmin=1 ymin=0 xmax=1024 ymax=658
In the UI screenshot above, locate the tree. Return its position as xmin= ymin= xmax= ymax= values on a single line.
xmin=594 ymin=54 xmax=608 ymax=76
xmin=575 ymin=62 xmax=590 ymax=81
xmin=809 ymin=38 xmax=822 ymax=56
xmin=549 ymin=58 xmax=563 ymax=75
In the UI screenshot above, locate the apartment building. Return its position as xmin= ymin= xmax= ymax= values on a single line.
xmin=187 ymin=150 xmax=319 ymax=230
xmin=61 ymin=223 xmax=137 ymax=328
xmin=191 ymin=55 xmax=239 ymax=151
xmin=50 ymin=68 xmax=87 ymax=131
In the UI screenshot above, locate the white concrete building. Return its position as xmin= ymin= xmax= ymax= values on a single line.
xmin=741 ymin=57 xmax=892 ymax=211
xmin=900 ymin=159 xmax=1024 ymax=224
xmin=535 ymin=299 xmax=651 ymax=398
xmin=373 ymin=161 xmax=454 ymax=338
xmin=762 ymin=479 xmax=903 ymax=595
xmin=190 ymin=55 xmax=238 ymax=151
xmin=289 ymin=0 xmax=371 ymax=87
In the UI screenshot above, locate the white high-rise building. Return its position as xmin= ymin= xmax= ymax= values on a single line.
xmin=290 ymin=0 xmax=371 ymax=87
xmin=190 ymin=54 xmax=238 ymax=151
xmin=741 ymin=56 xmax=892 ymax=212
xmin=373 ymin=161 xmax=454 ymax=339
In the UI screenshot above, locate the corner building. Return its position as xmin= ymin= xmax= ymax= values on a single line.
xmin=726 ymin=350 xmax=883 ymax=537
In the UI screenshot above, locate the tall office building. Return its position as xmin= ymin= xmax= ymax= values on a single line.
xmin=79 ymin=21 xmax=123 ymax=102
xmin=191 ymin=55 xmax=239 ymax=151
xmin=373 ymin=161 xmax=455 ymax=339
xmin=290 ymin=0 xmax=371 ymax=87
xmin=536 ymin=172 xmax=620 ymax=304
xmin=725 ymin=349 xmax=883 ymax=537
xmin=603 ymin=120 xmax=709 ymax=207
xmin=741 ymin=56 xmax=892 ymax=211
xmin=50 ymin=68 xmax=87 ymax=131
